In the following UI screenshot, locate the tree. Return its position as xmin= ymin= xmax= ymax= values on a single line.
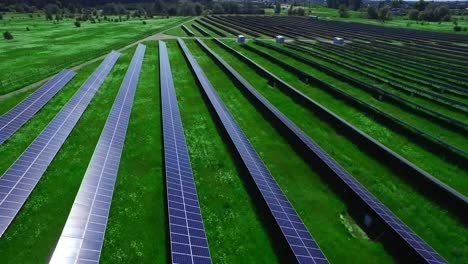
xmin=45 ymin=11 xmax=53 ymax=20
xmin=212 ymin=3 xmax=224 ymax=14
xmin=338 ymin=4 xmax=349 ymax=18
xmin=3 ymin=31 xmax=13 ymax=40
xmin=194 ymin=3 xmax=203 ymax=16
xmin=0 ymin=14 xmax=3 ymax=20
xmin=275 ymin=2 xmax=281 ymax=14
xmin=408 ymin=9 xmax=419 ymax=20
xmin=367 ymin=6 xmax=379 ymax=19
xmin=378 ymin=6 xmax=391 ymax=22
xmin=74 ymin=21 xmax=81 ymax=27
xmin=296 ymin=8 xmax=305 ymax=16
xmin=167 ymin=7 xmax=177 ymax=16
xmin=349 ymin=0 xmax=362 ymax=11
xmin=392 ymin=0 xmax=403 ymax=8
xmin=413 ymin=0 xmax=427 ymax=11
xmin=153 ymin=0 xmax=165 ymax=15
xmin=102 ymin=3 xmax=118 ymax=15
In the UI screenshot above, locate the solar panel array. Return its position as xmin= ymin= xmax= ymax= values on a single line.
xmin=160 ymin=41 xmax=212 ymax=264
xmin=204 ymin=39 xmax=447 ymax=264
xmin=49 ymin=44 xmax=145 ymax=264
xmin=178 ymin=38 xmax=328 ymax=264
xmin=0 ymin=51 xmax=120 ymax=238
xmin=0 ymin=69 xmax=76 ymax=145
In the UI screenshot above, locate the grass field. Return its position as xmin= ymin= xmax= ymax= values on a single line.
xmin=0 ymin=13 xmax=189 ymax=95
xmin=1 ymin=11 xmax=467 ymax=264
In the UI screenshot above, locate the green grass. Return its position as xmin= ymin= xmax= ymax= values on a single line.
xmin=185 ymin=39 xmax=393 ymax=263
xmin=0 ymin=45 xmax=132 ymax=263
xmin=0 ymin=13 xmax=188 ymax=95
xmin=206 ymin=39 xmax=468 ymax=263
xmin=100 ymin=42 xmax=167 ymax=263
xmin=307 ymin=6 xmax=468 ymax=34
xmin=166 ymin=40 xmax=280 ymax=263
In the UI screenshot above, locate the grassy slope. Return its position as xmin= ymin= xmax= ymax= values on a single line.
xmin=100 ymin=42 xmax=167 ymax=263
xmin=0 ymin=14 xmax=188 ymax=94
xmin=167 ymin=40 xmax=279 ymax=263
xmin=185 ymin=40 xmax=392 ymax=263
xmin=0 ymin=47 xmax=132 ymax=263
xmin=207 ymin=39 xmax=468 ymax=263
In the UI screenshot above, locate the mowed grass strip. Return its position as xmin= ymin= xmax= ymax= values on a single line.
xmin=0 ymin=14 xmax=188 ymax=94
xmin=221 ymin=40 xmax=468 ymax=196
xmin=167 ymin=40 xmax=280 ymax=263
xmin=0 ymin=47 xmax=133 ymax=263
xmin=186 ymin=40 xmax=393 ymax=263
xmin=206 ymin=39 xmax=468 ymax=263
xmin=100 ymin=42 xmax=167 ymax=263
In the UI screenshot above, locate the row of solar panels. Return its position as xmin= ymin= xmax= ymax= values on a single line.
xmin=0 ymin=39 xmax=449 ymax=264
xmin=228 ymin=39 xmax=468 ymax=217
xmin=176 ymin=37 xmax=448 ymax=264
xmin=254 ymin=40 xmax=468 ymax=132
xmin=0 ymin=45 xmax=146 ymax=263
xmin=241 ymin=39 xmax=468 ymax=159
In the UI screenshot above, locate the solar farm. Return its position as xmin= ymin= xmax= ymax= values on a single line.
xmin=1 ymin=14 xmax=468 ymax=264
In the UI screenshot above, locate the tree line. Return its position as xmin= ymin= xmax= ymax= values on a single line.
xmin=0 ymin=0 xmax=266 ymax=16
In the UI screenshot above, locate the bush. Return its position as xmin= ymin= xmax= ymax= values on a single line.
xmin=26 ymin=27 xmax=30 ymax=31
xmin=3 ymin=31 xmax=13 ymax=40
xmin=453 ymin=26 xmax=462 ymax=32
xmin=0 ymin=14 xmax=3 ymax=20
xmin=367 ymin=6 xmax=379 ymax=19
xmin=408 ymin=9 xmax=419 ymax=20
xmin=142 ymin=20 xmax=147 ymax=25
xmin=379 ymin=6 xmax=392 ymax=21
xmin=74 ymin=21 xmax=81 ymax=27
xmin=338 ymin=4 xmax=349 ymax=18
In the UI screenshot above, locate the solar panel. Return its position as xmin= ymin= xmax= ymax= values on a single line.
xmin=177 ymin=38 xmax=328 ymax=264
xmin=202 ymin=39 xmax=448 ymax=264
xmin=0 ymin=69 xmax=76 ymax=145
xmin=160 ymin=41 xmax=212 ymax=264
xmin=0 ymin=51 xmax=120 ymax=238
xmin=49 ymin=44 xmax=145 ymax=264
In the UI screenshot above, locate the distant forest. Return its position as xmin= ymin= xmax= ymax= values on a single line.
xmin=0 ymin=0 xmax=266 ymax=16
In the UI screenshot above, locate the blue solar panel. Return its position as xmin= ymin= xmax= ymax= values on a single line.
xmin=160 ymin=41 xmax=212 ymax=264
xmin=0 ymin=69 xmax=76 ymax=145
xmin=178 ymin=38 xmax=328 ymax=264
xmin=49 ymin=44 xmax=145 ymax=264
xmin=202 ymin=38 xmax=448 ymax=264
xmin=0 ymin=51 xmax=120 ymax=238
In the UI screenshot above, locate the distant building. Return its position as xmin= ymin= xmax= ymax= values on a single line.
xmin=237 ymin=35 xmax=246 ymax=44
